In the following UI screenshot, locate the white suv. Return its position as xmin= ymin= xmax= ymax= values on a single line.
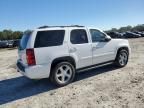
xmin=17 ymin=25 xmax=131 ymax=86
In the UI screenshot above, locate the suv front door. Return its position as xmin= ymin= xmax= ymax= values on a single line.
xmin=68 ymin=29 xmax=92 ymax=69
xmin=90 ymin=29 xmax=116 ymax=65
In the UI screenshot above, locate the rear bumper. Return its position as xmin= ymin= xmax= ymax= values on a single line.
xmin=17 ymin=60 xmax=51 ymax=79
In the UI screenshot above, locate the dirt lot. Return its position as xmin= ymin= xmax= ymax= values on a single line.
xmin=0 ymin=38 xmax=144 ymax=108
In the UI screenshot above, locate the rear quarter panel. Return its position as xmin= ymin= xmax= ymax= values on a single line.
xmin=34 ymin=44 xmax=69 ymax=65
xmin=34 ymin=29 xmax=70 ymax=66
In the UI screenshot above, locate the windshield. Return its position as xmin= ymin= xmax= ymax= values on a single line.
xmin=19 ymin=32 xmax=31 ymax=50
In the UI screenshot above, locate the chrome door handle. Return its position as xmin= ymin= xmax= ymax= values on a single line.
xmin=92 ymin=46 xmax=101 ymax=50
xmin=69 ymin=47 xmax=77 ymax=53
xmin=96 ymin=46 xmax=101 ymax=48
xmin=92 ymin=47 xmax=97 ymax=50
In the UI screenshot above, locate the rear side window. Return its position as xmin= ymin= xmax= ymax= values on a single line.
xmin=70 ymin=29 xmax=88 ymax=44
xmin=34 ymin=30 xmax=65 ymax=48
xmin=19 ymin=32 xmax=31 ymax=50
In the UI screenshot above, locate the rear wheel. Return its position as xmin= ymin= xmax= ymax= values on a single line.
xmin=50 ymin=62 xmax=75 ymax=86
xmin=115 ymin=49 xmax=129 ymax=67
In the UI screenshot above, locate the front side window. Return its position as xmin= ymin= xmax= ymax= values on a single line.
xmin=34 ymin=30 xmax=65 ymax=48
xmin=70 ymin=29 xmax=88 ymax=44
xmin=90 ymin=29 xmax=106 ymax=42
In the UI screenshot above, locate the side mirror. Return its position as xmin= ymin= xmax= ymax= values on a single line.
xmin=100 ymin=36 xmax=111 ymax=42
xmin=105 ymin=37 xmax=111 ymax=42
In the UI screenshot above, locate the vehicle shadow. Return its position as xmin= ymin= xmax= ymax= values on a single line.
xmin=0 ymin=64 xmax=119 ymax=105
xmin=75 ymin=64 xmax=118 ymax=81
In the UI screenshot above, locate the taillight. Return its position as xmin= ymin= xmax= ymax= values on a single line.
xmin=26 ymin=49 xmax=36 ymax=66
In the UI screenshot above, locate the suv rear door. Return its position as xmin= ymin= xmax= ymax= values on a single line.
xmin=68 ymin=29 xmax=92 ymax=69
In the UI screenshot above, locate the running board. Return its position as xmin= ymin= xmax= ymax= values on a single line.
xmin=76 ymin=61 xmax=114 ymax=73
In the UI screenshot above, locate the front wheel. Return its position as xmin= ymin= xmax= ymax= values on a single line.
xmin=115 ymin=49 xmax=129 ymax=67
xmin=50 ymin=62 xmax=75 ymax=87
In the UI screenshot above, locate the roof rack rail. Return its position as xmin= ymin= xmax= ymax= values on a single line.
xmin=38 ymin=25 xmax=84 ymax=29
xmin=38 ymin=26 xmax=49 ymax=29
xmin=69 ymin=25 xmax=85 ymax=27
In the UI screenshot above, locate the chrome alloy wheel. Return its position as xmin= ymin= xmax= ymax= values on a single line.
xmin=118 ymin=52 xmax=128 ymax=66
xmin=55 ymin=65 xmax=72 ymax=84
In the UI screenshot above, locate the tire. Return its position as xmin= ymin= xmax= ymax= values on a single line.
xmin=115 ymin=49 xmax=129 ymax=67
xmin=50 ymin=62 xmax=75 ymax=87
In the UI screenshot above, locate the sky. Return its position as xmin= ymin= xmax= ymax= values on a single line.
xmin=0 ymin=0 xmax=144 ymax=31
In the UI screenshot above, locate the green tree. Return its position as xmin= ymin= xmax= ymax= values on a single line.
xmin=24 ymin=30 xmax=32 ymax=34
xmin=132 ymin=24 xmax=144 ymax=31
xmin=12 ymin=31 xmax=23 ymax=39
xmin=111 ymin=28 xmax=118 ymax=32
xmin=0 ymin=32 xmax=2 ymax=40
xmin=119 ymin=25 xmax=132 ymax=33
xmin=0 ymin=30 xmax=23 ymax=40
xmin=2 ymin=29 xmax=13 ymax=40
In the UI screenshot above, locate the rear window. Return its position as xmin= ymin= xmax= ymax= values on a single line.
xmin=34 ymin=30 xmax=65 ymax=48
xmin=19 ymin=32 xmax=31 ymax=50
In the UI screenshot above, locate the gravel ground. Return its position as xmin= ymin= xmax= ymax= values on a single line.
xmin=0 ymin=38 xmax=144 ymax=108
